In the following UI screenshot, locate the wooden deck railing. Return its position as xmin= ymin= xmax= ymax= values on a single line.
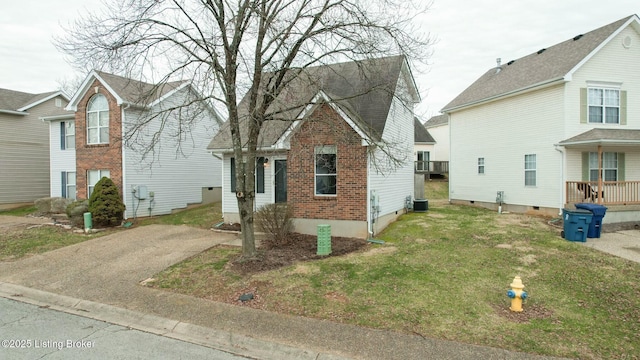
xmin=415 ymin=161 xmax=449 ymax=175
xmin=566 ymin=181 xmax=640 ymax=205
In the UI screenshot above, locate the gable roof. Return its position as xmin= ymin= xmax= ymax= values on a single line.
xmin=0 ymin=88 xmax=68 ymax=115
xmin=424 ymin=114 xmax=448 ymax=128
xmin=414 ymin=118 xmax=435 ymax=144
xmin=67 ymin=70 xmax=189 ymax=111
xmin=208 ymin=55 xmax=417 ymax=151
xmin=443 ymin=14 xmax=640 ymax=112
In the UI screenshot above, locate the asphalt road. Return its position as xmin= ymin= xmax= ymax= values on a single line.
xmin=0 ymin=297 xmax=252 ymax=360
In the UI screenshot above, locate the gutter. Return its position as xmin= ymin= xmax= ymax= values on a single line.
xmin=0 ymin=109 xmax=27 ymax=116
xmin=442 ymin=77 xmax=566 ymax=113
xmin=554 ymin=145 xmax=566 ymax=216
xmin=554 ymin=139 xmax=640 ymax=147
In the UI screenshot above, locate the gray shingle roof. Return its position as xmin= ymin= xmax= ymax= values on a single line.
xmin=208 ymin=55 xmax=408 ymax=151
xmin=95 ymin=71 xmax=187 ymax=105
xmin=442 ymin=15 xmax=637 ymax=112
xmin=0 ymin=88 xmax=58 ymax=112
xmin=558 ymin=128 xmax=640 ymax=145
xmin=424 ymin=114 xmax=448 ymax=128
xmin=414 ymin=118 xmax=435 ymax=144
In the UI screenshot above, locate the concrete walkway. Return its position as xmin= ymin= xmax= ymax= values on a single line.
xmin=0 ymin=220 xmax=567 ymax=359
xmin=582 ymin=230 xmax=640 ymax=263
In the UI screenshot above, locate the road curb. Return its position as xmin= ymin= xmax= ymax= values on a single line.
xmin=0 ymin=282 xmax=351 ymax=360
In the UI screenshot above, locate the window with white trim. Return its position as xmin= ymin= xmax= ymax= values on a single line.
xmin=589 ymin=152 xmax=618 ymax=181
xmin=86 ymin=94 xmax=109 ymax=144
xmin=524 ymin=154 xmax=536 ymax=186
xmin=87 ymin=170 xmax=110 ymax=198
xmin=478 ymin=157 xmax=485 ymax=174
xmin=315 ymin=145 xmax=337 ymax=196
xmin=61 ymin=172 xmax=76 ymax=200
xmin=64 ymin=121 xmax=75 ymax=149
xmin=588 ymin=88 xmax=620 ymax=124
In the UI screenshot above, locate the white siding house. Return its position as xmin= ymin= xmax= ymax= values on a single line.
xmin=443 ymin=15 xmax=640 ymax=224
xmin=58 ymin=70 xmax=223 ymax=219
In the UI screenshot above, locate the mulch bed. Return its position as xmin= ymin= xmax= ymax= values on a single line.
xmin=229 ymin=232 xmax=369 ymax=274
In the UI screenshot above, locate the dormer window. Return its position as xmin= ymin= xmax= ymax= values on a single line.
xmin=86 ymin=94 xmax=109 ymax=144
xmin=588 ymin=88 xmax=620 ymax=124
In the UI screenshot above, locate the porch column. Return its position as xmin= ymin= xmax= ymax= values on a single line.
xmin=598 ymin=145 xmax=603 ymax=204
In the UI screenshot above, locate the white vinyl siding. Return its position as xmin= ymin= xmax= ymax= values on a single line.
xmin=122 ymin=87 xmax=222 ymax=218
xmin=449 ymin=85 xmax=563 ymax=208
xmin=368 ymin=85 xmax=415 ymax=219
xmin=49 ymin=119 xmax=76 ymax=198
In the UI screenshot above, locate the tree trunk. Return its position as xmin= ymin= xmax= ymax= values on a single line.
xmin=237 ymin=196 xmax=258 ymax=259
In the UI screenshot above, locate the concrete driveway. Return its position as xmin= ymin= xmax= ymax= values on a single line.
xmin=0 ymin=223 xmax=238 ymax=301
xmin=582 ymin=230 xmax=640 ymax=263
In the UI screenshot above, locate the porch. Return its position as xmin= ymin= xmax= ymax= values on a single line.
xmin=415 ymin=160 xmax=449 ymax=178
xmin=566 ymin=181 xmax=640 ymax=205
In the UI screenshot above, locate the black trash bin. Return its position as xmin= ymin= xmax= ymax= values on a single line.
xmin=575 ymin=203 xmax=608 ymax=238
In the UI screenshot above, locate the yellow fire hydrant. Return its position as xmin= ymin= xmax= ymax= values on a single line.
xmin=506 ymin=276 xmax=528 ymax=312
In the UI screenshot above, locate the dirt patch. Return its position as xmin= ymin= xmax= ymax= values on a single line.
xmin=494 ymin=303 xmax=554 ymax=323
xmin=228 ymin=233 xmax=369 ymax=274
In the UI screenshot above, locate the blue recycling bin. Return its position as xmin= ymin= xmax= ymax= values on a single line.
xmin=575 ymin=203 xmax=607 ymax=238
xmin=562 ymin=208 xmax=593 ymax=242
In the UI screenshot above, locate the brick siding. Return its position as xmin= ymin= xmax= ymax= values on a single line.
xmin=75 ymin=80 xmax=123 ymax=199
xmin=288 ymin=104 xmax=367 ymax=221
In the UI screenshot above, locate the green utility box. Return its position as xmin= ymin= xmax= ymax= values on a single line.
xmin=317 ymin=224 xmax=332 ymax=256
xmin=83 ymin=212 xmax=93 ymax=231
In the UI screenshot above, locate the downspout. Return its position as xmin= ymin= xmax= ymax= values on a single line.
xmin=554 ymin=145 xmax=566 ymax=215
xmin=367 ymin=149 xmax=373 ymax=237
xmin=121 ymin=104 xmax=130 ymax=219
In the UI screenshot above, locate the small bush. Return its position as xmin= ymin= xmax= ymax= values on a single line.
xmin=255 ymin=203 xmax=293 ymax=248
xmin=88 ymin=177 xmax=126 ymax=227
xmin=66 ymin=200 xmax=89 ymax=228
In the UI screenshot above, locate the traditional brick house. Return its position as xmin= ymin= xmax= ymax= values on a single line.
xmin=50 ymin=70 xmax=223 ymax=218
xmin=208 ymin=55 xmax=420 ymax=238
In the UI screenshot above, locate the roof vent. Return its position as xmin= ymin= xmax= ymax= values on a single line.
xmin=537 ymin=48 xmax=546 ymax=54
xmin=495 ymin=58 xmax=502 ymax=73
xmin=573 ymin=34 xmax=584 ymax=41
xmin=507 ymin=60 xmax=515 ymax=66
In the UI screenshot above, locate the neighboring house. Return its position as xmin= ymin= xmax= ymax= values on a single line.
xmin=0 ymin=88 xmax=70 ymax=205
xmin=442 ymin=15 xmax=640 ymax=224
xmin=424 ymin=114 xmax=449 ymax=163
xmin=208 ymin=55 xmax=420 ymax=238
xmin=413 ymin=117 xmax=436 ymax=174
xmin=55 ymin=70 xmax=223 ymax=219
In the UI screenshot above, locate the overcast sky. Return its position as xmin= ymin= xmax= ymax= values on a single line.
xmin=1 ymin=0 xmax=638 ymax=119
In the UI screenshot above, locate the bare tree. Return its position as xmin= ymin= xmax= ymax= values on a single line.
xmin=57 ymin=0 xmax=431 ymax=260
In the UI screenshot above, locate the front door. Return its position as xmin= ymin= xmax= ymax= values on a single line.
xmin=275 ymin=160 xmax=287 ymax=203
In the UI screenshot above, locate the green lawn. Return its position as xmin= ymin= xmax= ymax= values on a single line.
xmin=149 ymin=183 xmax=640 ymax=359
xmin=136 ymin=202 xmax=223 ymax=229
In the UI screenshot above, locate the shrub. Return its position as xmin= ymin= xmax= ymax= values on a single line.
xmin=88 ymin=177 xmax=126 ymax=227
xmin=255 ymin=203 xmax=293 ymax=248
xmin=66 ymin=200 xmax=89 ymax=228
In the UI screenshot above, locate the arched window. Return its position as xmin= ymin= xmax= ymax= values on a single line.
xmin=86 ymin=94 xmax=109 ymax=144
